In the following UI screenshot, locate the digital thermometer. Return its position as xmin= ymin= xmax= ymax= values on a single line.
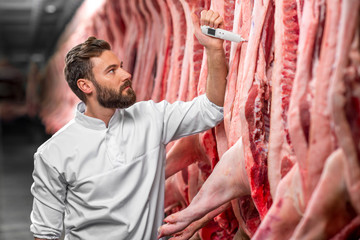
xmin=201 ymin=25 xmax=247 ymax=43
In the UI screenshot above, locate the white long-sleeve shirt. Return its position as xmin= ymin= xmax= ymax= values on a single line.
xmin=30 ymin=94 xmax=223 ymax=240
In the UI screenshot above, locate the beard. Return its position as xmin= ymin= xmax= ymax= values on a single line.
xmin=93 ymin=79 xmax=136 ymax=109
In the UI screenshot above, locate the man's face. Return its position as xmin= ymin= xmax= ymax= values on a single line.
xmin=90 ymin=50 xmax=136 ymax=109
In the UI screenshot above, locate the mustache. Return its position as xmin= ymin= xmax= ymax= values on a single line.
xmin=120 ymin=80 xmax=132 ymax=91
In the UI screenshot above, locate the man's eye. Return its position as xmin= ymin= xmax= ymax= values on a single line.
xmin=120 ymin=61 xmax=123 ymax=68
xmin=109 ymin=69 xmax=115 ymax=73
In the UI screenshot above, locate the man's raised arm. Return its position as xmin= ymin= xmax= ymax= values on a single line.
xmin=192 ymin=10 xmax=228 ymax=107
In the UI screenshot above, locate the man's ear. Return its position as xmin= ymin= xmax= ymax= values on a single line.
xmin=77 ymin=78 xmax=93 ymax=94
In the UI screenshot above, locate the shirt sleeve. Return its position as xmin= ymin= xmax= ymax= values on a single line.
xmin=162 ymin=94 xmax=224 ymax=144
xmin=30 ymin=152 xmax=66 ymax=239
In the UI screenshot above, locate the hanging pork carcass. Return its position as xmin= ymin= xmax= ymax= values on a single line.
xmin=34 ymin=0 xmax=360 ymax=239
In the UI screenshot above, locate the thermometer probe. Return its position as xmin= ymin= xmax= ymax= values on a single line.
xmin=201 ymin=25 xmax=247 ymax=43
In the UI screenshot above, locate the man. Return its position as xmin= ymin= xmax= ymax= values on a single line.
xmin=30 ymin=10 xmax=227 ymax=240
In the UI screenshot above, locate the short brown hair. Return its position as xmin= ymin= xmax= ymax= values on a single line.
xmin=64 ymin=36 xmax=111 ymax=102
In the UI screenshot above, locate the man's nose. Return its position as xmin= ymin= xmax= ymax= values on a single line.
xmin=120 ymin=68 xmax=132 ymax=81
xmin=125 ymin=71 xmax=132 ymax=81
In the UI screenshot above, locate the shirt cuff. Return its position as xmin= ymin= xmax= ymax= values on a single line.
xmin=33 ymin=234 xmax=60 ymax=240
xmin=204 ymin=94 xmax=224 ymax=114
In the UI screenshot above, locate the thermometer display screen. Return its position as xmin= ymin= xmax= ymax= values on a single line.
xmin=207 ymin=28 xmax=216 ymax=36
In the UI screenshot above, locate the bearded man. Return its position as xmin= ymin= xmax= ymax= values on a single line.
xmin=30 ymin=10 xmax=227 ymax=240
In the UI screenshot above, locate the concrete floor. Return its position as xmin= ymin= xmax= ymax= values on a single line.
xmin=0 ymin=116 xmax=51 ymax=240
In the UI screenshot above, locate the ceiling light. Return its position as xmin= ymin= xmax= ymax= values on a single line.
xmin=44 ymin=4 xmax=57 ymax=14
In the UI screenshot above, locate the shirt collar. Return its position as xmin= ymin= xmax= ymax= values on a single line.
xmin=75 ymin=102 xmax=121 ymax=130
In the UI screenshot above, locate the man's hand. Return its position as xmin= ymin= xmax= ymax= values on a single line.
xmin=192 ymin=10 xmax=225 ymax=51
